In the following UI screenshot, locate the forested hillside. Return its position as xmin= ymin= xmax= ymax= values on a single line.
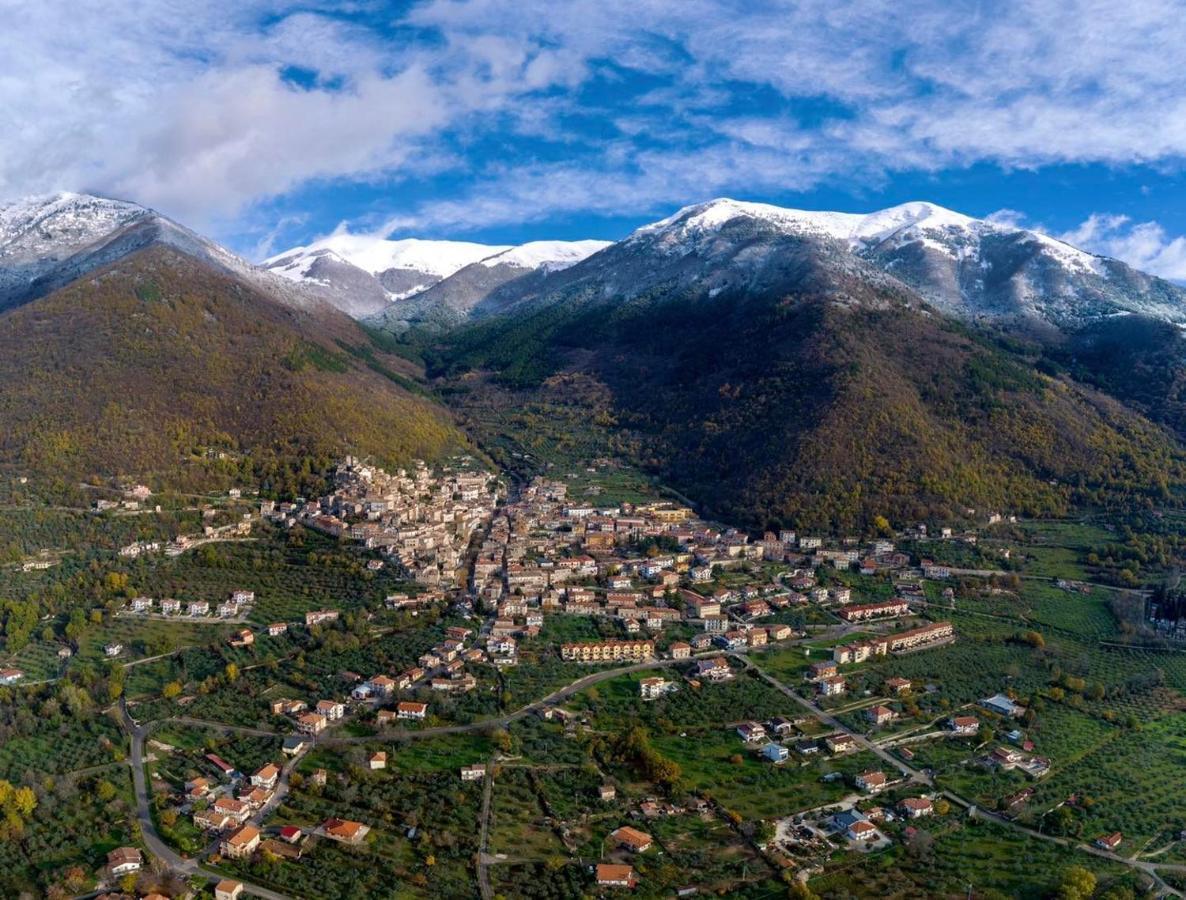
xmin=428 ymin=270 xmax=1186 ymax=532
xmin=0 ymin=245 xmax=468 ymax=497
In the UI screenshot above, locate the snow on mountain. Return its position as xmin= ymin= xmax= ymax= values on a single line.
xmin=365 ymin=239 xmax=613 ymax=333
xmin=265 ymin=234 xmax=510 ymax=298
xmin=0 ymin=193 xmax=151 ymax=303
xmin=0 ymin=192 xmax=329 ymax=314
xmin=625 ymin=197 xmax=1182 ymax=329
xmin=477 ymin=239 xmax=612 ymax=272
xmin=634 ymin=197 xmax=1098 ymax=271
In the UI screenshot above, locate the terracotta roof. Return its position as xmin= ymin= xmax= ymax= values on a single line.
xmin=596 ymin=863 xmax=636 ymax=883
xmin=610 ymin=825 xmax=653 ymax=850
xmin=226 ymin=824 xmax=261 ymax=847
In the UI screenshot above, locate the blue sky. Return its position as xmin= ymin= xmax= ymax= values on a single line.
xmin=5 ymin=1 xmax=1186 ymax=276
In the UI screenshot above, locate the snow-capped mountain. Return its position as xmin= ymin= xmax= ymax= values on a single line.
xmin=478 ymin=240 xmax=612 ymax=273
xmin=367 ymin=238 xmax=612 ymax=332
xmin=625 ymin=198 xmax=1186 ymax=330
xmin=0 ymin=192 xmax=324 ymax=313
xmin=263 ymin=234 xmax=512 ymax=318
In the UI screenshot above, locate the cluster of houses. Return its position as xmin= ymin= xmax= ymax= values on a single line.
xmin=264 ymin=457 xmax=498 ymax=588
xmin=116 ymin=504 xmax=256 ymax=559
xmin=733 ymin=715 xmax=906 ymax=763
xmin=267 ymin=624 xmax=485 ymax=736
xmin=168 ymin=744 xmax=375 ymax=866
xmin=190 ymin=757 xmax=284 ymax=833
xmin=800 ymin=622 xmax=956 ymax=699
xmin=123 ymin=589 xmax=256 ymax=620
xmin=826 ymin=791 xmax=936 ymax=846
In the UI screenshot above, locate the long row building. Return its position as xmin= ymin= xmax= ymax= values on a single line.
xmin=832 ymin=621 xmax=955 ymax=664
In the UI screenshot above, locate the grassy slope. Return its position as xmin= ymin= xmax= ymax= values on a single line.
xmin=0 ymin=245 xmax=468 ymax=493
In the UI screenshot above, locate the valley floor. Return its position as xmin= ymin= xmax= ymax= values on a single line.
xmin=3 ymin=461 xmax=1186 ymax=899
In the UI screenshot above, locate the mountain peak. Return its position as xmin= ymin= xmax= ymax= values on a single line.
xmin=477 ymin=239 xmax=613 ymax=272
xmin=265 ymin=233 xmax=510 ymax=281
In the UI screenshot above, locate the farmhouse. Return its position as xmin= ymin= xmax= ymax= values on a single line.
xmin=899 ymin=797 xmax=934 ymax=818
xmin=222 ymin=824 xmax=261 ymax=859
xmin=855 ymin=770 xmax=887 ymax=793
xmin=0 ymin=668 xmax=24 ymax=685
xmin=609 ymin=825 xmax=654 ymax=853
xmin=596 ymin=864 xmax=637 ymax=888
xmin=398 ymin=701 xmax=428 ymax=720
xmin=323 ymin=817 xmax=370 ymax=844
xmin=305 ymin=609 xmax=340 ymax=627
xmin=107 ymin=847 xmax=142 ymax=875
xmin=948 ymin=715 xmax=980 ymax=735
xmin=694 ymin=657 xmax=732 ymax=681
xmin=1095 ymin=832 xmax=1123 ymax=851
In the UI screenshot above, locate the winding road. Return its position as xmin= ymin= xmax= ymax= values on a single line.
xmin=736 ymin=653 xmax=1186 ymax=898
xmin=119 ymin=699 xmax=297 ymax=900
xmin=119 ymin=633 xmax=1186 ymax=900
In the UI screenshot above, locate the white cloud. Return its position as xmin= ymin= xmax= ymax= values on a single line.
xmin=1057 ymin=214 xmax=1186 ymax=281
xmin=5 ymin=0 xmax=1186 ymax=243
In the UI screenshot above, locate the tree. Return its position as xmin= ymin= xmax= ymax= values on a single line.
xmin=162 ymin=680 xmax=182 ymax=699
xmin=96 ymin=780 xmax=116 ymax=802
xmin=12 ymin=786 xmax=36 ymax=817
xmin=1054 ymin=865 xmax=1096 ymax=900
xmin=905 ymin=828 xmax=934 ymax=860
xmin=224 ymin=662 xmax=239 ymax=682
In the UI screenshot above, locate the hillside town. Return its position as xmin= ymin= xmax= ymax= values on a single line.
xmin=266 ymin=456 xmax=499 ymax=588
xmin=0 ymin=458 xmax=1172 ymax=900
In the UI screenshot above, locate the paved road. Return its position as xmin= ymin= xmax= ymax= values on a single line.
xmin=124 ymin=638 xmax=1186 ymax=899
xmin=157 ymin=654 xmax=722 ymax=748
xmin=737 ymin=655 xmax=1185 ymax=898
xmin=475 ymin=756 xmax=497 ymax=900
xmin=118 ymin=700 xmax=298 ymax=900
xmin=733 ymin=653 xmax=929 ymax=782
